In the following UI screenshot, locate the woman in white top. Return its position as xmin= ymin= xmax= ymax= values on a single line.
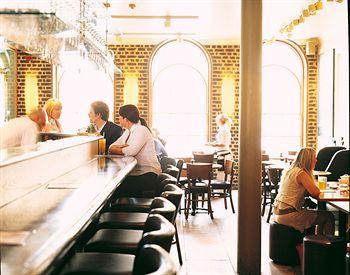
xmin=109 ymin=104 xmax=161 ymax=197
xmin=211 ymin=113 xmax=232 ymax=150
xmin=274 ymin=147 xmax=335 ymax=235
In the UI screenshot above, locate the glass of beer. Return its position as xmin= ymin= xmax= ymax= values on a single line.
xmin=98 ymin=138 xmax=106 ymax=155
xmin=318 ymin=176 xmax=327 ymax=190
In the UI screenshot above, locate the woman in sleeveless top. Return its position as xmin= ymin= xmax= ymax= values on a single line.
xmin=273 ymin=147 xmax=335 ymax=235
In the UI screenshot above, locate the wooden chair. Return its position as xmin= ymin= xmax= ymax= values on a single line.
xmin=192 ymin=152 xmax=214 ymax=164
xmin=261 ymin=162 xmax=271 ymax=216
xmin=184 ymin=163 xmax=213 ymax=220
xmin=266 ymin=167 xmax=283 ymax=223
xmin=210 ymin=159 xmax=235 ymax=213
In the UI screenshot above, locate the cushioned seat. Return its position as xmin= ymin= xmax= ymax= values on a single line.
xmin=60 ymin=252 xmax=135 ymax=275
xmin=60 ymin=244 xmax=177 ymax=275
xmin=269 ymin=222 xmax=303 ymax=265
xmin=98 ymin=197 xmax=176 ymax=230
xmin=84 ymin=229 xmax=142 ymax=254
xmin=112 ymin=197 xmax=153 ymax=213
xmin=111 ymin=182 xmax=178 ymax=213
xmin=85 ymin=214 xmax=175 ymax=255
xmin=98 ymin=212 xmax=148 ymax=230
xmin=303 ymin=234 xmax=346 ymax=275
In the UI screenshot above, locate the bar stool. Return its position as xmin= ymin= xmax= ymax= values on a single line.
xmin=98 ymin=197 xmax=176 ymax=230
xmin=60 ymin=244 xmax=177 ymax=275
xmin=303 ymin=234 xmax=346 ymax=275
xmin=84 ymin=214 xmax=175 ymax=254
xmin=107 ymin=184 xmax=184 ymax=265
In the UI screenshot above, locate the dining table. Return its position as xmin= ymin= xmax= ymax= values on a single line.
xmin=317 ymin=182 xmax=349 ymax=238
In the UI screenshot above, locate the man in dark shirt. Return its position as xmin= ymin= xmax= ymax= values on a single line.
xmin=89 ymin=101 xmax=122 ymax=154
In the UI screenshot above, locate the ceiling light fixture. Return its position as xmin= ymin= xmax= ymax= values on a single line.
xmin=164 ymin=16 xmax=171 ymax=27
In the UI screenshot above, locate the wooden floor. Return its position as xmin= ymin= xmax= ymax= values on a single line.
xmin=170 ymin=190 xmax=302 ymax=275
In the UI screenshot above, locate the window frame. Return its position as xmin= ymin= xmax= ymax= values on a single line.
xmin=148 ymin=39 xmax=212 ymax=141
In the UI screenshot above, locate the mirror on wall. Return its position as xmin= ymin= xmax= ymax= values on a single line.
xmin=0 ymin=47 xmax=16 ymax=127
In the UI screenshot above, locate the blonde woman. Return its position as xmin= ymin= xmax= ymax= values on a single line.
xmin=43 ymin=98 xmax=62 ymax=133
xmin=273 ymin=147 xmax=335 ymax=235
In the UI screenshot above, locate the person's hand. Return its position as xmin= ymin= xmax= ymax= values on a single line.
xmin=109 ymin=144 xmax=128 ymax=155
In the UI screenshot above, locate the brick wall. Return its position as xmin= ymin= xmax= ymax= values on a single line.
xmin=109 ymin=42 xmax=318 ymax=173
xmin=204 ymin=45 xmax=240 ymax=173
xmin=303 ymin=45 xmax=318 ymax=149
xmin=16 ymin=51 xmax=53 ymax=115
xmin=109 ymin=45 xmax=154 ymax=120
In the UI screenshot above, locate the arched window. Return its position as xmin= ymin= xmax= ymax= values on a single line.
xmin=262 ymin=40 xmax=305 ymax=156
xmin=58 ymin=62 xmax=114 ymax=133
xmin=150 ymin=40 xmax=210 ymax=157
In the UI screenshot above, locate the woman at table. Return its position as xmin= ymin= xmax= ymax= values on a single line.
xmin=42 ymin=98 xmax=62 ymax=133
xmin=109 ymin=104 xmax=161 ymax=197
xmin=273 ymin=147 xmax=335 ymax=235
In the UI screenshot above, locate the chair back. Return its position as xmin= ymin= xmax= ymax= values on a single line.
xmin=193 ymin=153 xmax=214 ymax=163
xmin=175 ymin=159 xmax=184 ymax=182
xmin=140 ymin=214 xmax=176 ymax=253
xmin=186 ymin=163 xmax=212 ymax=182
xmin=149 ymin=197 xmax=176 ymax=223
xmin=314 ymin=146 xmax=346 ymax=171
xmin=223 ymin=159 xmax=234 ymax=181
xmin=262 ymin=154 xmax=270 ymax=161
xmin=133 ymin=244 xmax=177 ymax=275
xmin=325 ymin=149 xmax=350 ymax=181
xmin=267 ymin=168 xmax=283 ymax=186
xmin=153 ymin=173 xmax=177 ymax=197
xmin=161 ymin=184 xmax=184 ymax=221
xmin=160 ymin=156 xmax=177 ymax=172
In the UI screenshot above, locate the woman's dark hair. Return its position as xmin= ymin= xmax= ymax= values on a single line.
xmin=119 ymin=104 xmax=151 ymax=131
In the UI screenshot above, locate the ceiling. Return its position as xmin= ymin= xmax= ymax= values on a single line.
xmin=105 ymin=0 xmax=346 ymax=44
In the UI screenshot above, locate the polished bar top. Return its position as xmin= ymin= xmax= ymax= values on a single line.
xmin=0 ymin=135 xmax=100 ymax=167
xmin=0 ymin=156 xmax=136 ymax=275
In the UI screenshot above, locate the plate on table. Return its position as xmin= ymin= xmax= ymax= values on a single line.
xmin=328 ymin=182 xmax=338 ymax=189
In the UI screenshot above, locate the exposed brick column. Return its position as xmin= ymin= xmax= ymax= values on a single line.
xmin=205 ymin=45 xmax=240 ymax=182
xmin=109 ymin=45 xmax=153 ymax=122
xmin=16 ymin=51 xmax=52 ymax=116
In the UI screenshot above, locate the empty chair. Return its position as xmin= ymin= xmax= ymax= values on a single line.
xmin=303 ymin=235 xmax=346 ymax=275
xmin=314 ymin=146 xmax=346 ymax=171
xmin=325 ymin=149 xmax=350 ymax=181
xmin=266 ymin=167 xmax=283 ymax=223
xmin=111 ymin=181 xmax=179 ymax=213
xmin=98 ymin=197 xmax=176 ymax=230
xmin=184 ymin=163 xmax=213 ymax=219
xmin=210 ymin=159 xmax=235 ymax=213
xmin=133 ymin=244 xmax=177 ymax=275
xmin=261 ymin=162 xmax=271 ymax=216
xmin=60 ymin=244 xmax=177 ymax=275
xmin=84 ymin=214 xmax=175 ymax=255
xmin=106 ymin=184 xmax=184 ymax=265
xmin=193 ymin=152 xmax=214 ymax=163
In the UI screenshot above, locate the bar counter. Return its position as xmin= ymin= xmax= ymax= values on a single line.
xmin=0 ymin=137 xmax=137 ymax=275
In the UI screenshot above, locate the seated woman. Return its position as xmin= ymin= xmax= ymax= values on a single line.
xmin=273 ymin=147 xmax=335 ymax=235
xmin=109 ymin=104 xmax=161 ymax=197
xmin=42 ymin=98 xmax=62 ymax=133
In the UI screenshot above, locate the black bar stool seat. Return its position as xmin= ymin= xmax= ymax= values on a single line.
xmin=303 ymin=234 xmax=346 ymax=275
xmin=84 ymin=229 xmax=142 ymax=254
xmin=98 ymin=212 xmax=148 ymax=230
